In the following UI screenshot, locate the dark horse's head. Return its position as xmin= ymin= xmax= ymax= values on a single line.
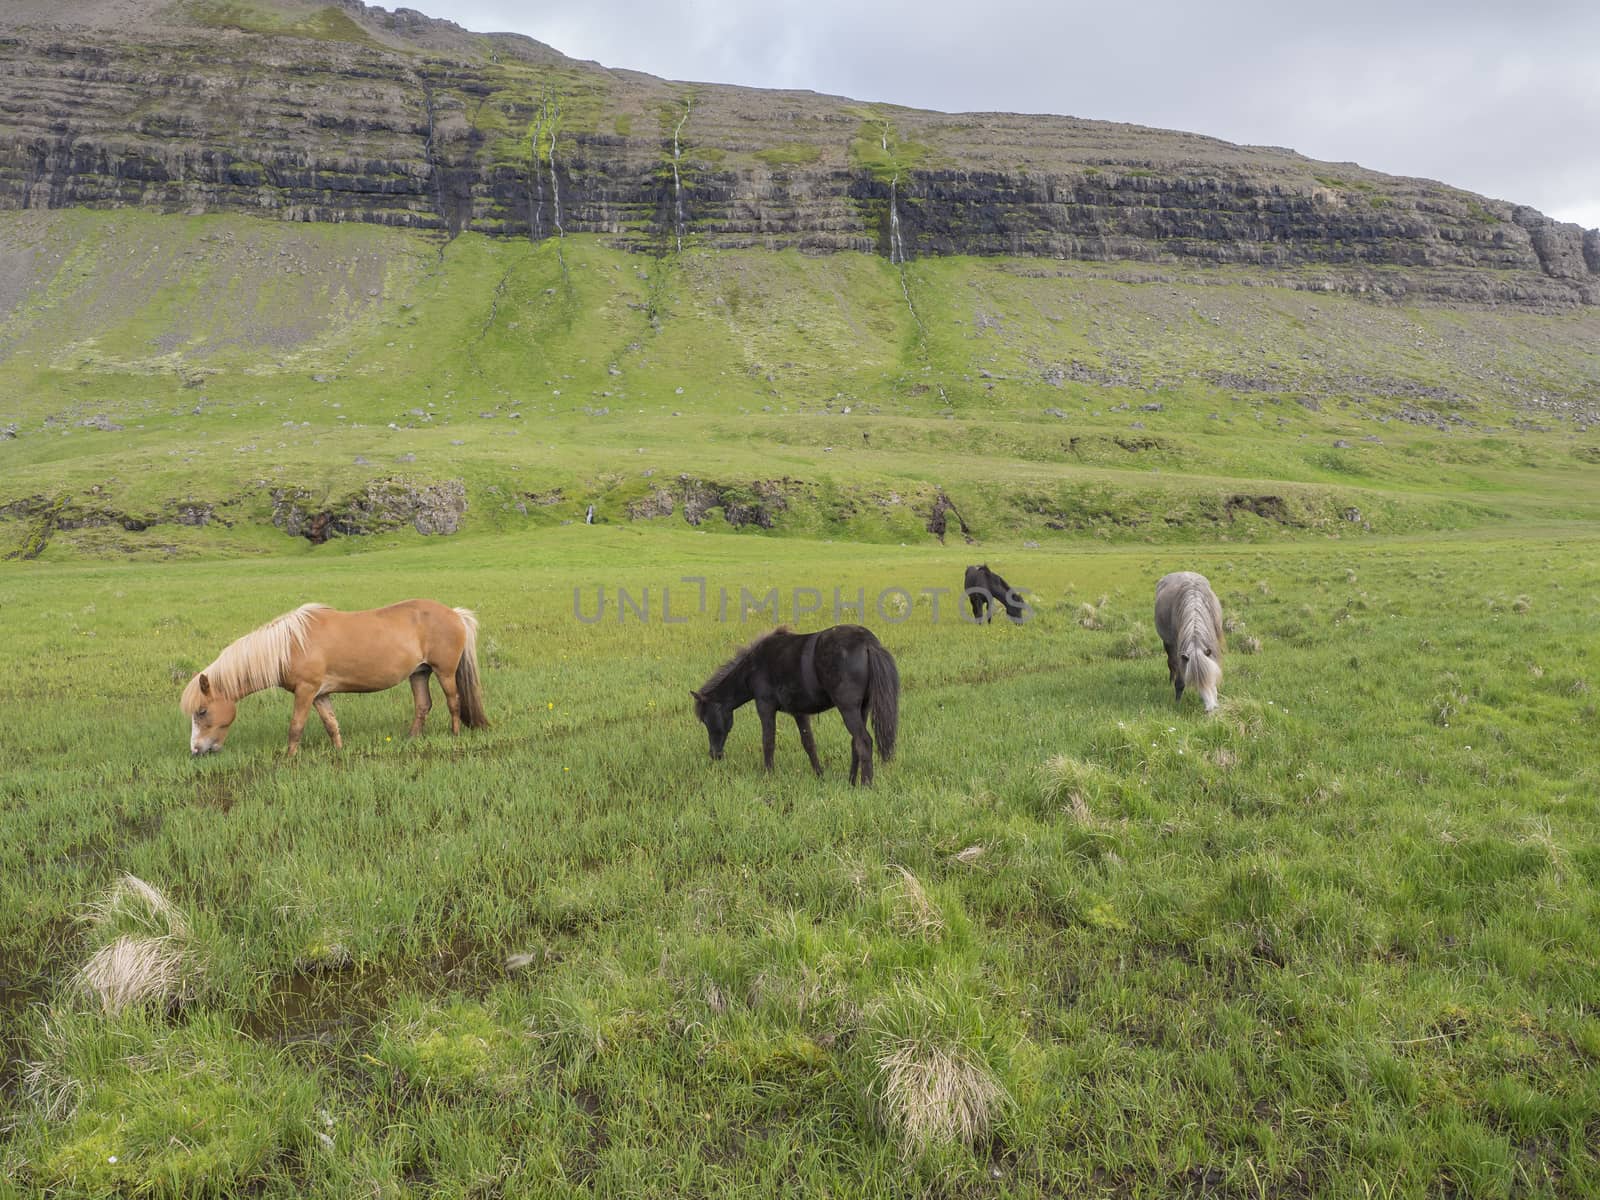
xmin=690 ymin=689 xmax=733 ymax=760
xmin=967 ymin=564 xmax=1026 ymax=622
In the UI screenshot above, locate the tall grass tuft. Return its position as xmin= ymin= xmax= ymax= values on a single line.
xmin=869 ymin=983 xmax=1012 ymax=1159
xmin=74 ymin=875 xmax=199 ymax=1016
xmin=1039 ymin=754 xmax=1118 ymax=821
xmin=887 ymin=867 xmax=945 ymax=941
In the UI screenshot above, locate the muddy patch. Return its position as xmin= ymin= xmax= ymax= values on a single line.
xmin=0 ymin=971 xmax=49 ymax=1105
xmin=238 ymin=964 xmax=394 ymax=1048
xmin=240 ymin=938 xmax=505 ymax=1050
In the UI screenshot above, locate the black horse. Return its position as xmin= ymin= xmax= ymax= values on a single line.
xmin=964 ymin=564 xmax=1026 ymax=624
xmin=691 ymin=624 xmax=899 ymax=786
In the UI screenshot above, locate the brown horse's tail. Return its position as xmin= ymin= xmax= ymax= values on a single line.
xmin=453 ymin=607 xmax=489 ymax=729
xmin=866 ymin=639 xmax=899 ymax=762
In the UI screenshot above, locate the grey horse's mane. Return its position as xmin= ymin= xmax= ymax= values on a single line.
xmin=1174 ymin=582 xmax=1223 ymax=696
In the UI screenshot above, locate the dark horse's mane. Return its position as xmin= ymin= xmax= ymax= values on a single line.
xmin=698 ymin=625 xmax=794 ymax=693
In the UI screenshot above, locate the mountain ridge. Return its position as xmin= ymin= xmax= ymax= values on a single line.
xmin=0 ymin=0 xmax=1596 ymax=308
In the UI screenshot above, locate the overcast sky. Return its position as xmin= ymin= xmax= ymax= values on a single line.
xmin=426 ymin=0 xmax=1599 ymax=230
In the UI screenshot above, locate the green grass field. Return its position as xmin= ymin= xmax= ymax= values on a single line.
xmin=2 ymin=528 xmax=1597 ymax=1197
xmin=2 ymin=211 xmax=1600 ymax=1197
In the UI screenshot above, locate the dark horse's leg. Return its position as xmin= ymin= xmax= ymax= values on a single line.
xmin=757 ymin=700 xmax=778 ymax=772
xmin=794 ymin=713 xmax=823 ymax=776
xmin=1163 ymin=640 xmax=1184 ymax=703
xmin=840 ymin=703 xmax=874 ymax=787
xmin=970 ymin=592 xmax=988 ymax=624
xmin=408 ymin=668 xmax=432 ymax=737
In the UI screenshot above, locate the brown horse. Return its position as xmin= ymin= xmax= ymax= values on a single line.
xmin=180 ymin=599 xmax=487 ymax=756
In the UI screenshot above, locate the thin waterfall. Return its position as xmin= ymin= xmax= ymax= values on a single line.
xmin=528 ymin=110 xmax=546 ymax=241
xmin=888 ymin=173 xmax=907 ymax=266
xmin=548 ymin=106 xmax=564 ymax=238
xmin=671 ymin=98 xmax=692 ymax=252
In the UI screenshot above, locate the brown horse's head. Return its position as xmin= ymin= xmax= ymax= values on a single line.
xmin=181 ymin=672 xmax=237 ymax=755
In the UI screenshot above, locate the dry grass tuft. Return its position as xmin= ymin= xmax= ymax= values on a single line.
xmin=86 ymin=874 xmax=189 ymax=940
xmin=77 ymin=935 xmax=188 ymax=1016
xmin=1216 ymin=698 xmax=1268 ymax=738
xmin=887 ymin=867 xmax=944 ymax=941
xmin=75 ymin=875 xmax=198 ymax=1015
xmin=1077 ymin=602 xmax=1104 ymax=631
xmin=1040 ymin=754 xmax=1114 ymax=816
xmin=1238 ymin=634 xmax=1263 ymax=654
xmin=1521 ymin=818 xmax=1568 ymax=881
xmin=874 ymin=1037 xmax=1009 ymax=1158
xmin=18 ymin=1018 xmax=82 ymax=1124
xmin=1066 ymin=792 xmax=1094 ymax=825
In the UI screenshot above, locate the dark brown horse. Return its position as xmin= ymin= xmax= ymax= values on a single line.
xmin=691 ymin=624 xmax=899 ymax=786
xmin=964 ymin=564 xmax=1026 ymax=624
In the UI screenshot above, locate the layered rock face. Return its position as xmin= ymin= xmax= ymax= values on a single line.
xmin=1 ymin=0 xmax=1595 ymax=305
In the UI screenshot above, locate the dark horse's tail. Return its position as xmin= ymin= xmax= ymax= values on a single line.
xmin=866 ymin=639 xmax=899 ymax=761
xmin=453 ymin=607 xmax=490 ymax=729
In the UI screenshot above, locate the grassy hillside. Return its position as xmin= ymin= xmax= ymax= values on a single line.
xmin=2 ymin=211 xmax=1598 ymax=562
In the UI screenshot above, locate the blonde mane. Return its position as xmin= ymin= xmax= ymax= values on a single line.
xmin=181 ymin=604 xmax=329 ymax=711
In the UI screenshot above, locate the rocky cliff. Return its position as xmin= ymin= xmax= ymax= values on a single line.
xmin=3 ymin=0 xmax=1596 ymax=306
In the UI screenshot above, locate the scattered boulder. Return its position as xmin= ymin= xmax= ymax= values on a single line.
xmin=1225 ymin=494 xmax=1293 ymax=524
xmin=271 ymin=478 xmax=467 ymax=543
xmin=627 ymin=489 xmax=676 ymax=519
